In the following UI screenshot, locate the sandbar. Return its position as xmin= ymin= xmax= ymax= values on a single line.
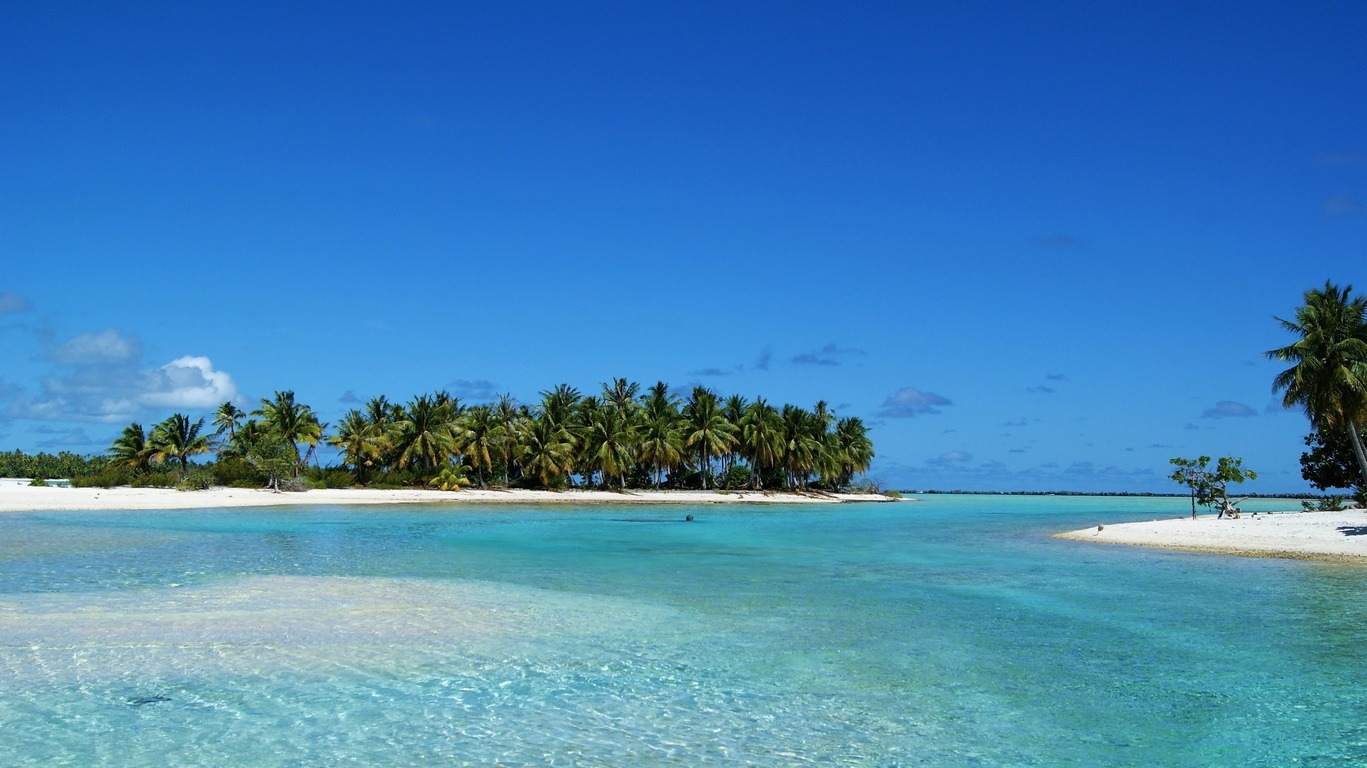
xmin=0 ymin=480 xmax=896 ymax=513
xmin=1055 ymin=509 xmax=1367 ymax=563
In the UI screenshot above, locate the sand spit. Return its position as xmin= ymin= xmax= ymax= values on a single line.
xmin=1055 ymin=508 xmax=1367 ymax=563
xmin=0 ymin=482 xmax=898 ymax=513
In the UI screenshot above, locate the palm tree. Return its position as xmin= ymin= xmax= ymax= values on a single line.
xmin=521 ymin=412 xmax=577 ymax=488
xmin=683 ymin=387 xmax=736 ymax=489
xmin=583 ymin=402 xmax=634 ymax=489
xmin=602 ymin=377 xmax=641 ymax=419
xmin=830 ymin=416 xmax=874 ymax=489
xmin=720 ymin=393 xmax=749 ymax=483
xmin=149 ymin=413 xmax=212 ymax=473
xmin=539 ymin=384 xmax=582 ymax=428
xmin=779 ymin=404 xmax=822 ymax=489
xmin=459 ymin=404 xmax=499 ymax=488
xmin=1268 ymin=280 xmax=1367 ymax=486
xmin=109 ymin=422 xmax=153 ymax=472
xmin=394 ymin=393 xmax=458 ymax=474
xmin=254 ymin=390 xmax=323 ymax=475
xmin=363 ymin=395 xmax=404 ymax=471
xmin=212 ymin=401 xmax=244 ymax=441
xmin=329 ymin=409 xmax=390 ymax=484
xmin=492 ymin=394 xmax=525 ymax=486
xmin=638 ymin=381 xmax=684 ymax=487
xmin=741 ymin=398 xmax=783 ymax=490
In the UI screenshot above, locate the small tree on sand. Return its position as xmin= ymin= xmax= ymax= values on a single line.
xmin=1170 ymin=456 xmax=1257 ymax=517
xmin=1170 ymin=456 xmax=1214 ymax=518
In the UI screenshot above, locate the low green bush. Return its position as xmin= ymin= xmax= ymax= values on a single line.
xmin=27 ymin=477 xmax=49 ymax=487
xmin=70 ymin=466 xmax=134 ymax=488
xmin=210 ymin=458 xmax=266 ymax=488
xmin=129 ymin=470 xmax=179 ymax=489
xmin=176 ymin=468 xmax=215 ymax=491
xmin=304 ymin=467 xmax=353 ymax=489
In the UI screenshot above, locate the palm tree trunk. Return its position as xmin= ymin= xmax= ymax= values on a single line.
xmin=1348 ymin=422 xmax=1367 ymax=488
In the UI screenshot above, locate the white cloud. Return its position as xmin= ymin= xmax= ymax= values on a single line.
xmin=878 ymin=387 xmax=953 ymax=418
xmin=18 ymin=349 xmax=239 ymax=423
xmin=139 ymin=356 xmax=240 ymax=410
xmin=927 ymin=450 xmax=973 ymax=465
xmin=1201 ymin=400 xmax=1256 ymax=419
xmin=47 ymin=329 xmax=142 ymax=365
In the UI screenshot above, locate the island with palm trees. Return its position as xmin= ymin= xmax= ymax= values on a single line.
xmin=1058 ymin=279 xmax=1367 ymax=561
xmin=60 ymin=378 xmax=888 ymax=506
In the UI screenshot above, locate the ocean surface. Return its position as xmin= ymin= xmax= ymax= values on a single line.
xmin=0 ymin=495 xmax=1363 ymax=766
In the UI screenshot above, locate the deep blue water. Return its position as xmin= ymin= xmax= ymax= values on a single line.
xmin=0 ymin=495 xmax=1363 ymax=766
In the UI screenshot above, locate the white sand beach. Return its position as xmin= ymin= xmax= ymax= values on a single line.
xmin=0 ymin=480 xmax=896 ymax=513
xmin=1056 ymin=509 xmax=1367 ymax=563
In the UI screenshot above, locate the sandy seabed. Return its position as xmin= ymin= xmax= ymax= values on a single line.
xmin=1056 ymin=508 xmax=1367 ymax=563
xmin=0 ymin=480 xmax=896 ymax=514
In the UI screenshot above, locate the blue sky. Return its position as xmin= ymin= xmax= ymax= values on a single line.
xmin=1 ymin=2 xmax=1362 ymax=492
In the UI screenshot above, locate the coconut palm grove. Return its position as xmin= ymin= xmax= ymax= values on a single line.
xmin=86 ymin=380 xmax=876 ymax=494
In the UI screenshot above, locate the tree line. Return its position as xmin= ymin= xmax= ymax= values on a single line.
xmin=96 ymin=379 xmax=876 ymax=493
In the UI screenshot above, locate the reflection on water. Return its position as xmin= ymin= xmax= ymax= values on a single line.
xmin=0 ymin=497 xmax=1364 ymax=766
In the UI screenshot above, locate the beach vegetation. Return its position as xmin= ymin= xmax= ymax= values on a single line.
xmin=176 ymin=468 xmax=215 ymax=491
xmin=428 ymin=464 xmax=472 ymax=492
xmin=1268 ymin=280 xmax=1367 ymax=489
xmin=27 ymin=477 xmax=49 ymax=487
xmin=69 ymin=464 xmax=133 ymax=488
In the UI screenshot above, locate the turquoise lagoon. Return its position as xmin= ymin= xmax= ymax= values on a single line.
xmin=1 ymin=495 xmax=1364 ymax=766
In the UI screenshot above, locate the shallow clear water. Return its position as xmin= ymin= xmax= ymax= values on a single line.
xmin=1 ymin=495 xmax=1364 ymax=766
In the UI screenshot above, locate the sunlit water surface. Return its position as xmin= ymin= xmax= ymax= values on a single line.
xmin=1 ymin=495 xmax=1364 ymax=766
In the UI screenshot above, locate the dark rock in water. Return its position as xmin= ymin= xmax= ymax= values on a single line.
xmin=685 ymin=514 xmax=694 ymax=522
xmin=127 ymin=694 xmax=172 ymax=707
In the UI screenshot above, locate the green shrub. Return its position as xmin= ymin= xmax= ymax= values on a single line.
xmin=304 ymin=467 xmax=353 ymax=489
xmin=720 ymin=466 xmax=752 ymax=490
xmin=210 ymin=458 xmax=266 ymax=488
xmin=130 ymin=470 xmax=178 ymax=489
xmin=176 ymin=468 xmax=215 ymax=491
xmin=70 ymin=466 xmax=134 ymax=488
xmin=27 ymin=477 xmax=49 ymax=487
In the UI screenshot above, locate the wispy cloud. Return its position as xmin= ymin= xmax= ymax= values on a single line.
xmin=46 ymin=329 xmax=142 ymax=365
xmin=927 ymin=450 xmax=972 ymax=466
xmin=1201 ymin=400 xmax=1256 ymax=419
xmin=878 ymin=387 xmax=952 ymax=418
xmin=339 ymin=390 xmax=361 ymax=404
xmin=449 ymin=379 xmax=499 ymax=402
xmin=755 ymin=347 xmax=772 ymax=371
xmin=791 ymin=343 xmax=867 ymax=367
xmin=1325 ymin=193 xmax=1366 ymax=217
xmin=1046 ymin=373 xmax=1065 ymax=381
xmin=0 ymin=292 xmax=32 ymax=315
xmin=1027 ymin=385 xmax=1055 ymax=394
xmin=689 ymin=367 xmax=731 ymax=377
